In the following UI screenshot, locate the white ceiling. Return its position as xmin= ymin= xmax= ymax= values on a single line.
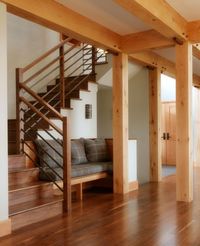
xmin=166 ymin=0 xmax=200 ymax=21
xmin=56 ymin=0 xmax=200 ymax=75
xmin=56 ymin=0 xmax=150 ymax=35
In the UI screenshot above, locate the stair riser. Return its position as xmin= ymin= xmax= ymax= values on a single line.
xmin=11 ymin=201 xmax=63 ymax=231
xmin=9 ymin=156 xmax=26 ymax=169
xmin=8 ymin=130 xmax=17 ymax=142
xmin=9 ymin=184 xmax=53 ymax=206
xmin=9 ymin=169 xmax=39 ymax=186
xmin=8 ymin=142 xmax=18 ymax=155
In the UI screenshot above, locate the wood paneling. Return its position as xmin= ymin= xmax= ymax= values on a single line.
xmin=113 ymin=53 xmax=129 ymax=194
xmin=149 ymin=68 xmax=162 ymax=182
xmin=176 ymin=42 xmax=193 ymax=202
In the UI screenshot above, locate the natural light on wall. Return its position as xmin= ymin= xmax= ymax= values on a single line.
xmin=161 ymin=74 xmax=176 ymax=102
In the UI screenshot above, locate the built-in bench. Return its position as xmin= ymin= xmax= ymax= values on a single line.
xmin=24 ymin=138 xmax=113 ymax=200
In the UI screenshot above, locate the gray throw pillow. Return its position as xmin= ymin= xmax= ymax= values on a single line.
xmin=84 ymin=138 xmax=110 ymax=162
xmin=35 ymin=139 xmax=63 ymax=168
xmin=71 ymin=139 xmax=88 ymax=164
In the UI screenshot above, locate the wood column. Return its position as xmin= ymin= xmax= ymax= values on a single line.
xmin=113 ymin=53 xmax=129 ymax=194
xmin=149 ymin=68 xmax=162 ymax=182
xmin=176 ymin=42 xmax=193 ymax=202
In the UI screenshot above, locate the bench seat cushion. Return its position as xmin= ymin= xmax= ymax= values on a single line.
xmin=39 ymin=162 xmax=113 ymax=181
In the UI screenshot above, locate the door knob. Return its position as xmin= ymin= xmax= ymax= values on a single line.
xmin=166 ymin=132 xmax=171 ymax=140
xmin=161 ymin=132 xmax=166 ymax=140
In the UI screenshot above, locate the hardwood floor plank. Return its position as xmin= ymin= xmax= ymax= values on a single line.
xmin=1 ymin=173 xmax=200 ymax=245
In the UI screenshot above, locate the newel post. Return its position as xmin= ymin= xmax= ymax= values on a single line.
xmin=62 ymin=116 xmax=71 ymax=212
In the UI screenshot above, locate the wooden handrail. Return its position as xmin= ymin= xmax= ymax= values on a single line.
xmin=22 ymin=38 xmax=72 ymax=73
xmin=15 ymin=38 xmax=107 ymax=214
xmin=20 ymin=96 xmax=63 ymax=135
xmin=19 ymin=83 xmax=64 ymax=120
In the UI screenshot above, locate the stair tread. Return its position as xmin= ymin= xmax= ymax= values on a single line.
xmin=9 ymin=181 xmax=51 ymax=192
xmin=9 ymin=167 xmax=39 ymax=173
xmin=9 ymin=195 xmax=63 ymax=216
xmin=9 ymin=154 xmax=24 ymax=158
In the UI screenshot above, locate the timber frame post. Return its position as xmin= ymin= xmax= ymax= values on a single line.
xmin=149 ymin=68 xmax=162 ymax=182
xmin=113 ymin=53 xmax=129 ymax=194
xmin=176 ymin=42 xmax=193 ymax=202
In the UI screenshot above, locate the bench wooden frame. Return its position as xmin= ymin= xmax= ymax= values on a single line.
xmin=25 ymin=139 xmax=113 ymax=201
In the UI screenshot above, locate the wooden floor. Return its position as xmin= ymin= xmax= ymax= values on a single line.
xmin=1 ymin=171 xmax=200 ymax=246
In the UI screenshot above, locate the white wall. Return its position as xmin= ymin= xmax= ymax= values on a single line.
xmin=0 ymin=3 xmax=9 ymax=221
xmin=97 ymin=86 xmax=112 ymax=138
xmin=161 ymin=74 xmax=176 ymax=101
xmin=65 ymin=82 xmax=98 ymax=139
xmin=97 ymin=64 xmax=150 ymax=184
xmin=39 ymin=83 xmax=98 ymax=140
xmin=129 ymin=67 xmax=149 ymax=184
xmin=128 ymin=140 xmax=137 ymax=182
xmin=7 ymin=13 xmax=59 ymax=119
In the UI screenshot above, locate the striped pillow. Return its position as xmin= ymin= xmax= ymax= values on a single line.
xmin=71 ymin=139 xmax=88 ymax=165
xmin=84 ymin=138 xmax=110 ymax=162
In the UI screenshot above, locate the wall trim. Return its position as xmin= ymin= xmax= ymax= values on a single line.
xmin=129 ymin=181 xmax=139 ymax=192
xmin=0 ymin=219 xmax=11 ymax=237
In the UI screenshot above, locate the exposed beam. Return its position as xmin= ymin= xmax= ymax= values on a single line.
xmin=114 ymin=0 xmax=188 ymax=41
xmin=188 ymin=21 xmax=200 ymax=44
xmin=121 ymin=30 xmax=174 ymax=53
xmin=130 ymin=51 xmax=175 ymax=76
xmin=129 ymin=51 xmax=200 ymax=88
xmin=0 ymin=0 xmax=121 ymax=51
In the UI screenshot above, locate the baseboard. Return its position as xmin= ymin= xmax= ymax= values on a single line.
xmin=128 ymin=181 xmax=139 ymax=192
xmin=0 ymin=219 xmax=11 ymax=237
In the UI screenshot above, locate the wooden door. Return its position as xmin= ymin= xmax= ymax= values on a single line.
xmin=161 ymin=102 xmax=176 ymax=166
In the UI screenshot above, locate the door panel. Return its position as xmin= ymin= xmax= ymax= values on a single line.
xmin=161 ymin=104 xmax=167 ymax=164
xmin=161 ymin=102 xmax=176 ymax=166
xmin=167 ymin=104 xmax=176 ymax=165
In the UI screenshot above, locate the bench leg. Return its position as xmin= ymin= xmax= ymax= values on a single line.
xmin=76 ymin=183 xmax=83 ymax=201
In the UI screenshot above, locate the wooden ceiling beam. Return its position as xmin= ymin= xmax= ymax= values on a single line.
xmin=129 ymin=50 xmax=175 ymax=76
xmin=129 ymin=51 xmax=200 ymax=88
xmin=121 ymin=30 xmax=174 ymax=53
xmin=114 ymin=0 xmax=188 ymax=41
xmin=188 ymin=21 xmax=200 ymax=44
xmin=0 ymin=0 xmax=121 ymax=51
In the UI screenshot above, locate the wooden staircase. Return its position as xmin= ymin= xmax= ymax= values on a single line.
xmin=24 ymin=73 xmax=96 ymax=141
xmin=8 ymin=155 xmax=63 ymax=231
xmin=7 ymin=38 xmax=107 ymax=231
xmin=8 ymin=120 xmax=17 ymax=155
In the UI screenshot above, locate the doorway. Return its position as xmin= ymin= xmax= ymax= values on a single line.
xmin=161 ymin=74 xmax=176 ymax=177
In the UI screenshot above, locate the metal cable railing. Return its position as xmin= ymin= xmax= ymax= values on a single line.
xmin=16 ymin=37 xmax=107 ymax=213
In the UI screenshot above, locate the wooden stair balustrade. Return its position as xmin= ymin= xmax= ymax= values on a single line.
xmin=7 ymin=37 xmax=107 ymax=231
